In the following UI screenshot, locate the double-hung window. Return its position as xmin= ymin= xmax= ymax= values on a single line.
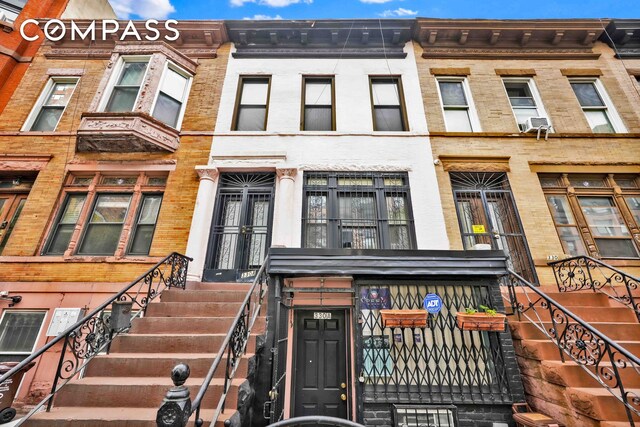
xmin=44 ymin=173 xmax=165 ymax=256
xmin=503 ymin=79 xmax=549 ymax=130
xmin=303 ymin=172 xmax=415 ymax=250
xmin=0 ymin=310 xmax=46 ymax=363
xmin=104 ymin=60 xmax=149 ymax=113
xmin=570 ymin=79 xmax=625 ymax=133
xmin=437 ymin=78 xmax=479 ymax=132
xmin=23 ymin=78 xmax=78 ymax=131
xmin=370 ymin=77 xmax=407 ymax=131
xmin=233 ymin=76 xmax=271 ymax=131
xmin=152 ymin=65 xmax=191 ymax=128
xmin=302 ymin=77 xmax=334 ymax=131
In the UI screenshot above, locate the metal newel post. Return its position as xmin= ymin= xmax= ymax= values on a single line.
xmin=157 ymin=363 xmax=192 ymax=427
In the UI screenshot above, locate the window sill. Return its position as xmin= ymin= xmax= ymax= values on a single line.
xmin=0 ymin=255 xmax=163 ymax=263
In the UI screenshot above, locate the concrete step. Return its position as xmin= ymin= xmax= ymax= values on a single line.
xmin=514 ymin=339 xmax=640 ymax=362
xmin=567 ymin=387 xmax=640 ymax=422
xmin=27 ymin=407 xmax=235 ymax=427
xmin=109 ymin=334 xmax=256 ymax=354
xmin=53 ymin=377 xmax=242 ymax=409
xmin=525 ymin=394 xmax=603 ymax=427
xmin=145 ymin=302 xmax=245 ymax=317
xmin=511 ymin=289 xmax=616 ymax=307
xmin=130 ymin=316 xmax=266 ymax=334
xmin=85 ymin=353 xmax=252 ymax=378
xmin=507 ymin=306 xmax=637 ymax=323
xmin=161 ymin=289 xmax=250 ymax=303
xmin=508 ymin=321 xmax=640 ymax=341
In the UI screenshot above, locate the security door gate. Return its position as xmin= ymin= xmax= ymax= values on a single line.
xmin=203 ymin=173 xmax=275 ymax=282
xmin=451 ymin=172 xmax=537 ymax=283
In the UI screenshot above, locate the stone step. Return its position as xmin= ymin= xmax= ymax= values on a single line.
xmin=186 ymin=282 xmax=252 ymax=291
xmin=161 ymin=289 xmax=250 ymax=303
xmin=567 ymin=387 xmax=640 ymax=422
xmin=85 ymin=353 xmax=252 ymax=378
xmin=539 ymin=360 xmax=640 ymax=388
xmin=130 ymin=316 xmax=266 ymax=334
xmin=109 ymin=333 xmax=257 ymax=354
xmin=28 ymin=407 xmax=235 ymax=427
xmin=53 ymin=377 xmax=242 ymax=409
xmin=507 ymin=306 xmax=637 ymax=323
xmin=508 ymin=321 xmax=640 ymax=341
xmin=145 ymin=302 xmax=245 ymax=317
xmin=525 ymin=394 xmax=602 ymax=427
xmin=511 ymin=289 xmax=616 ymax=307
xmin=514 ymin=339 xmax=640 ymax=362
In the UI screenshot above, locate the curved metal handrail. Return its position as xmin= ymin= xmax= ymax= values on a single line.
xmin=548 ymin=255 xmax=640 ymax=322
xmin=268 ymin=416 xmax=365 ymax=427
xmin=504 ymin=269 xmax=640 ymax=426
xmin=0 ymin=252 xmax=192 ymax=425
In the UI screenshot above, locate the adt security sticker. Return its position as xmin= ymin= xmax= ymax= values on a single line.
xmin=423 ymin=294 xmax=443 ymax=314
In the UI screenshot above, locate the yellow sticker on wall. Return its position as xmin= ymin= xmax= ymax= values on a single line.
xmin=472 ymin=224 xmax=486 ymax=234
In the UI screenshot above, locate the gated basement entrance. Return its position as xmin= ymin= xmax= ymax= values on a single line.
xmin=293 ymin=309 xmax=349 ymax=419
xmin=203 ymin=173 xmax=275 ymax=282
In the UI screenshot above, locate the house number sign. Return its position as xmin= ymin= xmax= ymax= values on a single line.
xmin=313 ymin=312 xmax=332 ymax=320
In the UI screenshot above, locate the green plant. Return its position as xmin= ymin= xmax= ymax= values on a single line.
xmin=464 ymin=307 xmax=477 ymax=314
xmin=479 ymin=305 xmax=497 ymax=316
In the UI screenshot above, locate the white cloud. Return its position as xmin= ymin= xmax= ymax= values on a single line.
xmin=379 ymin=7 xmax=418 ymax=17
xmin=231 ymin=0 xmax=312 ymax=7
xmin=359 ymin=0 xmax=394 ymax=3
xmin=243 ymin=14 xmax=284 ymax=19
xmin=109 ymin=0 xmax=175 ymax=19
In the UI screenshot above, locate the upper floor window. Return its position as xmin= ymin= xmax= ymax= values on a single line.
xmin=152 ymin=65 xmax=191 ymax=128
xmin=233 ymin=76 xmax=270 ymax=131
xmin=303 ymin=172 xmax=415 ymax=250
xmin=302 ymin=77 xmax=334 ymax=131
xmin=370 ymin=77 xmax=407 ymax=132
xmin=23 ymin=78 xmax=78 ymax=132
xmin=437 ymin=78 xmax=479 ymax=132
xmin=570 ymin=79 xmax=626 ymax=133
xmin=0 ymin=0 xmax=24 ymax=24
xmin=540 ymin=173 xmax=640 ymax=259
xmin=503 ymin=78 xmax=549 ymax=131
xmin=43 ymin=173 xmax=165 ymax=257
xmin=104 ymin=60 xmax=149 ymax=113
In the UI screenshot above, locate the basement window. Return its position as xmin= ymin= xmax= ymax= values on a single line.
xmin=0 ymin=311 xmax=46 ymax=363
xmin=394 ymin=405 xmax=457 ymax=427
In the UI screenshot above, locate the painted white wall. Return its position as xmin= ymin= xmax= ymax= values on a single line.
xmin=186 ymin=42 xmax=449 ymax=278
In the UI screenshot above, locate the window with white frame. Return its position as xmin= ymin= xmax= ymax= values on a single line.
xmin=152 ymin=65 xmax=191 ymax=128
xmin=437 ymin=78 xmax=479 ymax=132
xmin=0 ymin=310 xmax=46 ymax=363
xmin=23 ymin=78 xmax=78 ymax=132
xmin=104 ymin=59 xmax=149 ymax=113
xmin=570 ymin=79 xmax=626 ymax=133
xmin=503 ymin=78 xmax=549 ymax=130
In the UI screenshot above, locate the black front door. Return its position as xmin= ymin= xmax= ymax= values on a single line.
xmin=294 ymin=310 xmax=348 ymax=419
xmin=203 ymin=173 xmax=275 ymax=282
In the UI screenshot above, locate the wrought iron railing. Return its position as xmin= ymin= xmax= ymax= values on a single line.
xmin=0 ymin=252 xmax=191 ymax=424
xmin=268 ymin=416 xmax=365 ymax=427
xmin=157 ymin=258 xmax=268 ymax=427
xmin=503 ymin=270 xmax=640 ymax=426
xmin=549 ymin=255 xmax=640 ymax=322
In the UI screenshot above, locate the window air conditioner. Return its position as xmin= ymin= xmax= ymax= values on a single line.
xmin=521 ymin=117 xmax=550 ymax=133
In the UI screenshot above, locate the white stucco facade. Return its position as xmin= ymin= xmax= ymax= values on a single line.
xmin=186 ymin=41 xmax=449 ymax=280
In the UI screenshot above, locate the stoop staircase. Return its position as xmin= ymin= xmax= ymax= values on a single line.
xmin=507 ymin=274 xmax=640 ymax=427
xmin=27 ymin=281 xmax=266 ymax=427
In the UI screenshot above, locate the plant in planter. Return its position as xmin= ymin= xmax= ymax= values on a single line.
xmin=379 ymin=309 xmax=428 ymax=328
xmin=455 ymin=305 xmax=506 ymax=332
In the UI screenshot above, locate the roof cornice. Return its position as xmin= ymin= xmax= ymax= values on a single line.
xmin=602 ymin=19 xmax=640 ymax=58
xmin=415 ymin=18 xmax=607 ymax=59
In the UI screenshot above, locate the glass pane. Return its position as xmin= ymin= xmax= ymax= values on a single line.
xmin=514 ymin=108 xmax=539 ymax=126
xmin=571 ymin=82 xmax=604 ymax=107
xmin=568 ymin=175 xmax=607 ymax=188
xmin=339 ymin=196 xmax=376 ymax=220
xmin=59 ymin=194 xmax=86 ymax=224
xmin=386 ymin=196 xmax=408 ymax=223
xmin=105 ymin=87 xmax=138 ymax=112
xmin=45 ymin=82 xmax=76 ymax=107
xmin=557 ymin=226 xmax=586 ymax=256
xmin=90 ymin=195 xmax=131 ymax=223
xmin=546 ymin=195 xmax=575 ymax=225
xmin=505 ymin=82 xmax=535 ymax=106
xmin=101 ymin=177 xmax=137 ymax=186
xmin=31 ymin=107 xmax=63 ymax=131
xmin=153 ymin=93 xmax=182 ymax=128
xmin=389 ymin=225 xmax=410 ymax=249
xmin=584 ymin=110 xmax=614 ymax=133
xmin=305 ymin=80 xmax=332 ymax=105
xmin=148 ymin=177 xmax=167 ymax=186
xmin=236 ymin=106 xmax=266 ymax=131
xmin=0 ymin=312 xmax=46 ymax=353
xmin=129 ymin=224 xmax=154 ymax=255
xmin=240 ymin=80 xmax=268 ymax=105
xmin=444 ymin=109 xmax=472 ymax=132
xmin=374 ymin=107 xmax=403 ymax=131
xmin=338 ymin=178 xmax=373 ymax=186
xmin=79 ymin=224 xmax=123 ymax=254
xmin=138 ymin=195 xmax=162 ymax=225
xmin=304 ymin=107 xmax=332 ymax=131
xmin=625 ymin=196 xmax=640 ymax=225
xmin=595 ymin=238 xmax=638 ymax=258
xmin=47 ymin=224 xmax=75 ymax=255
xmin=305 ymin=224 xmax=327 ymax=248
xmin=0 ymin=199 xmax=5 ymax=216
xmin=0 ymin=199 xmax=25 ymax=253
xmin=579 ymin=197 xmax=630 ymax=237
xmin=615 ymin=177 xmax=638 ymax=189
xmin=439 ymin=81 xmax=467 ymax=106
xmin=371 ymin=81 xmax=400 ymax=106
xmin=118 ymin=62 xmax=147 ymax=86
xmin=160 ymin=68 xmax=188 ymax=101
xmin=307 ymin=195 xmax=327 ymax=222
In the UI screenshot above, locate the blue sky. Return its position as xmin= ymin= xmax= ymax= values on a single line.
xmin=108 ymin=0 xmax=640 ymax=21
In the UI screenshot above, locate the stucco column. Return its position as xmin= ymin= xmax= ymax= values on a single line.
xmin=272 ymin=168 xmax=298 ymax=248
xmin=185 ymin=166 xmax=219 ymax=281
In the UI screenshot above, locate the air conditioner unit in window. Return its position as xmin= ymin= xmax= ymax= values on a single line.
xmin=521 ymin=117 xmax=550 ymax=133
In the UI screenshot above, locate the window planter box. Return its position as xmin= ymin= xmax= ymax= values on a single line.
xmin=455 ymin=312 xmax=507 ymax=332
xmin=380 ymin=310 xmax=427 ymax=328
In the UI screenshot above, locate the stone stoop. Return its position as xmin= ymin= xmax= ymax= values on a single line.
xmin=26 ymin=282 xmax=266 ymax=427
xmin=509 ymin=286 xmax=640 ymax=427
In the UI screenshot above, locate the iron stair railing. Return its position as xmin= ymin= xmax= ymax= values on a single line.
xmin=549 ymin=255 xmax=640 ymax=322
xmin=503 ymin=270 xmax=640 ymax=426
xmin=157 ymin=258 xmax=268 ymax=427
xmin=0 ymin=252 xmax=192 ymax=425
xmin=268 ymin=416 xmax=365 ymax=427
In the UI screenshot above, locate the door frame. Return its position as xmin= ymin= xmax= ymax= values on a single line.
xmin=291 ymin=307 xmax=352 ymax=420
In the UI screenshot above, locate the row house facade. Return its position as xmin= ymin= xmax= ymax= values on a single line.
xmin=0 ymin=16 xmax=638 ymax=427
